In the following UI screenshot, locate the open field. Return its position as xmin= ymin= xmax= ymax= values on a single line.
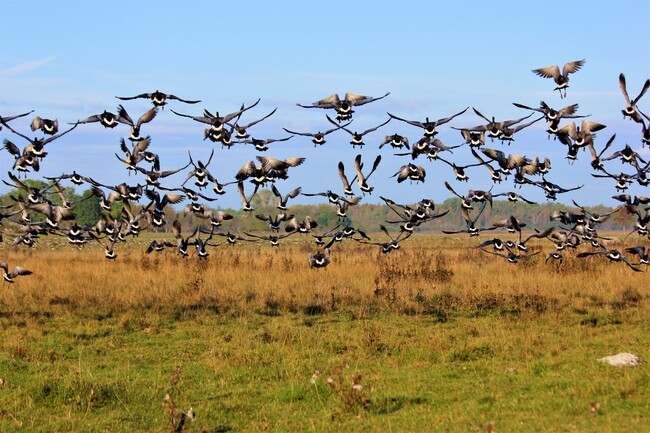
xmin=0 ymin=233 xmax=648 ymax=432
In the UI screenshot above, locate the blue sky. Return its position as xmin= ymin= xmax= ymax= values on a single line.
xmin=1 ymin=0 xmax=649 ymax=209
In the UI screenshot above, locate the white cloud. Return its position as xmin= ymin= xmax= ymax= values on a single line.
xmin=0 ymin=56 xmax=58 ymax=76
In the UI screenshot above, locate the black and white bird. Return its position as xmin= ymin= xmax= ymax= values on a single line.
xmin=353 ymin=154 xmax=382 ymax=194
xmin=527 ymin=176 xmax=584 ymax=200
xmin=326 ymin=114 xmax=391 ymax=148
xmin=498 ymin=115 xmax=544 ymax=143
xmin=480 ymin=148 xmax=530 ymax=177
xmin=271 ymin=184 xmax=302 ymax=211
xmin=301 ymin=190 xmax=360 ymax=207
xmin=456 ymin=128 xmax=486 ymax=148
xmin=379 ymin=133 xmax=409 ymax=150
xmin=442 ymin=202 xmax=495 ymax=237
xmin=255 ymin=213 xmax=292 ymax=232
xmin=639 ymin=109 xmax=650 ymax=146
xmin=577 ymin=249 xmax=642 ymax=272
xmin=88 ymin=232 xmax=118 ymax=260
xmin=480 ymin=246 xmax=540 ymax=264
xmin=619 ymin=73 xmax=650 ymax=123
xmin=173 ymin=101 xmax=256 ymax=141
xmin=602 ymin=143 xmax=647 ymax=173
xmin=285 ymin=216 xmax=318 ymax=234
xmin=1 ymin=120 xmax=78 ymax=166
xmin=532 ymin=59 xmax=586 ymax=98
xmin=469 ymin=148 xmax=503 ymax=183
xmin=172 ymin=219 xmax=198 ymax=257
xmin=297 ymin=92 xmax=390 ymax=122
xmin=464 ymin=108 xmax=533 ymax=141
xmin=237 ymin=181 xmax=257 ymax=212
xmin=241 ymin=135 xmax=293 ymax=152
xmin=387 ymin=107 xmax=469 ymax=137
xmin=283 ymin=121 xmax=349 ymax=147
xmin=0 ymin=260 xmax=33 ymax=283
xmin=493 ymin=191 xmax=537 ymax=204
xmin=337 ymin=161 xmax=355 ymax=196
xmin=438 ymin=157 xmax=482 ymax=182
xmin=0 ymin=110 xmax=34 ymax=131
xmin=75 ymin=108 xmax=130 ymax=129
xmin=625 ymin=246 xmax=649 ymax=265
xmin=117 ymin=90 xmax=200 ymax=107
xmin=392 ymin=163 xmax=426 ymax=184
xmin=232 ymin=107 xmax=278 ymax=140
xmin=308 ymin=249 xmax=331 ymax=268
xmin=556 ymin=119 xmax=606 ymax=150
xmin=444 ymin=181 xmax=473 ymax=210
xmin=117 ymin=105 xmax=157 ymax=142
xmin=30 ymin=115 xmax=59 ymax=135
xmin=355 ymin=224 xmax=412 ymax=254
xmin=244 ymin=231 xmax=295 ymax=247
xmin=545 ymin=252 xmax=564 ymax=265
xmin=512 ymin=101 xmax=587 ymax=124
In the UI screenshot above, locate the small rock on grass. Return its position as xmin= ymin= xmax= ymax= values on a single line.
xmin=597 ymin=352 xmax=642 ymax=368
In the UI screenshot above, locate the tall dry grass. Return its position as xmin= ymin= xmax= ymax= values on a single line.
xmin=1 ymin=232 xmax=647 ymax=321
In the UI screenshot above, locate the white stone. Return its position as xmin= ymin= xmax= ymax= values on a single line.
xmin=597 ymin=353 xmax=643 ymax=368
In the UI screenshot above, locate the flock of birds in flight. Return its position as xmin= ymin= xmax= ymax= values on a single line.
xmin=1 ymin=59 xmax=650 ymax=282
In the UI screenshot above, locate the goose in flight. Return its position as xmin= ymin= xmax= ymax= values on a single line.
xmin=619 ymin=73 xmax=650 ymax=123
xmin=75 ymin=107 xmax=130 ymax=129
xmin=387 ymin=107 xmax=469 ymax=137
xmin=0 ymin=110 xmax=34 ymax=131
xmin=465 ymin=108 xmax=533 ymax=141
xmin=1 ymin=260 xmax=33 ymax=283
xmin=480 ymin=245 xmax=540 ymax=264
xmin=30 ymin=115 xmax=59 ymax=135
xmin=308 ymin=249 xmax=331 ymax=268
xmin=297 ymin=92 xmax=390 ymax=122
xmin=532 ymin=59 xmax=585 ymax=98
xmin=353 ymin=154 xmax=382 ymax=194
xmin=116 ymin=90 xmax=200 ymax=107
xmin=283 ymin=121 xmax=349 ymax=147
xmin=326 ymin=114 xmax=391 ymax=148
xmin=577 ymin=249 xmax=642 ymax=272
xmin=117 ymin=105 xmax=157 ymax=142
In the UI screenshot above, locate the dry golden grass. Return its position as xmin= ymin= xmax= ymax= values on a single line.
xmin=1 ymin=232 xmax=647 ymax=320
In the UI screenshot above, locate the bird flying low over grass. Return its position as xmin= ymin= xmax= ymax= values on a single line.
xmin=308 ymin=248 xmax=331 ymax=268
xmin=577 ymin=249 xmax=642 ymax=272
xmin=0 ymin=260 xmax=32 ymax=283
xmin=480 ymin=245 xmax=540 ymax=264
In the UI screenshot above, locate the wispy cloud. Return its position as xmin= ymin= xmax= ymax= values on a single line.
xmin=0 ymin=56 xmax=58 ymax=76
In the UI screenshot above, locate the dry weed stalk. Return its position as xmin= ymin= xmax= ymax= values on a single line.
xmin=162 ymin=366 xmax=195 ymax=433
xmin=325 ymin=365 xmax=376 ymax=417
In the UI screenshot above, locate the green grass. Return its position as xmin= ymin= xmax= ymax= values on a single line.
xmin=1 ymin=307 xmax=648 ymax=432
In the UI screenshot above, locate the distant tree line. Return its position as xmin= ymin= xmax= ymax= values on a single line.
xmin=0 ymin=183 xmax=636 ymax=237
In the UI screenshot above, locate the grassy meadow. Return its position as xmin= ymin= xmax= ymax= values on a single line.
xmin=0 ymin=233 xmax=648 ymax=432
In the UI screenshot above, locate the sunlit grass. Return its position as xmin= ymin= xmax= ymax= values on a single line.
xmin=0 ymin=233 xmax=648 ymax=432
